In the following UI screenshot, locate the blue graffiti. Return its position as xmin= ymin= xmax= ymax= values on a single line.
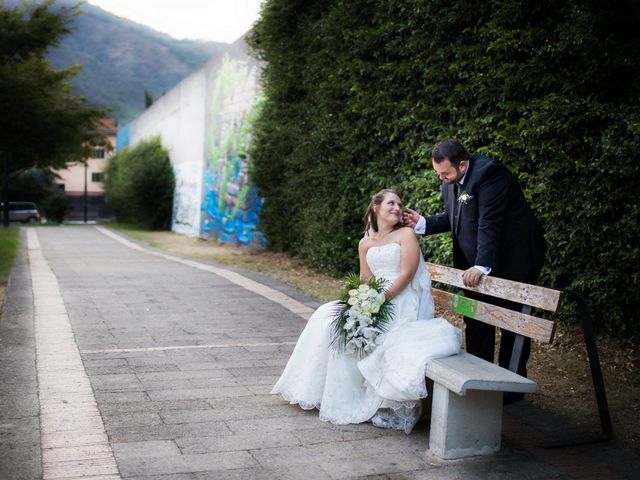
xmin=200 ymin=57 xmax=266 ymax=249
xmin=116 ymin=124 xmax=131 ymax=152
xmin=201 ymin=159 xmax=267 ymax=248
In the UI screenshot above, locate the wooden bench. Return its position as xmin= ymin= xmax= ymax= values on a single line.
xmin=423 ymin=263 xmax=561 ymax=459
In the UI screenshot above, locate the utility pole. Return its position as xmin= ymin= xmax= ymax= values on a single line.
xmin=2 ymin=153 xmax=9 ymax=227
xmin=83 ymin=161 xmax=88 ymax=223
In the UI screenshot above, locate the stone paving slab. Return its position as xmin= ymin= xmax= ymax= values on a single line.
xmin=2 ymin=225 xmax=640 ymax=479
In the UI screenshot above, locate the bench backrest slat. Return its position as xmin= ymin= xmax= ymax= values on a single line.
xmin=431 ymin=288 xmax=556 ymax=343
xmin=427 ymin=263 xmax=561 ymax=312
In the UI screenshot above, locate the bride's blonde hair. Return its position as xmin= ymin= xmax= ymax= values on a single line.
xmin=363 ymin=189 xmax=402 ymax=236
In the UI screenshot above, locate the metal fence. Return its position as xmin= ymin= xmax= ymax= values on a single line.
xmin=64 ymin=192 xmax=112 ymax=222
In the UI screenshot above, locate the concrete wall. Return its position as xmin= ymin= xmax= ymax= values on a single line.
xmin=125 ymin=37 xmax=264 ymax=245
xmin=128 ymin=68 xmax=207 ymax=236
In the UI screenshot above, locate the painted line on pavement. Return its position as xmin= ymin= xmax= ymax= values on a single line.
xmin=82 ymin=341 xmax=297 ymax=355
xmin=28 ymin=228 xmax=122 ymax=480
xmin=95 ymin=226 xmax=316 ymax=320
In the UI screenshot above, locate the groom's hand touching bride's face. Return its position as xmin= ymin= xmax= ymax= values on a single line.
xmin=402 ymin=208 xmax=420 ymax=228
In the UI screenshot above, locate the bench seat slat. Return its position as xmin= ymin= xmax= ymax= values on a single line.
xmin=431 ymin=288 xmax=556 ymax=343
xmin=425 ymin=352 xmax=537 ymax=396
xmin=427 ymin=263 xmax=561 ymax=312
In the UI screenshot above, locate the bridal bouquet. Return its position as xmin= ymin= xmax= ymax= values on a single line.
xmin=330 ymin=273 xmax=394 ymax=358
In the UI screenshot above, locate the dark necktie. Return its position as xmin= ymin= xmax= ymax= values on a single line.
xmin=454 ymin=183 xmax=461 ymax=232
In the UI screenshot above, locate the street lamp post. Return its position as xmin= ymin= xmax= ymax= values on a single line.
xmin=83 ymin=161 xmax=88 ymax=223
xmin=2 ymin=153 xmax=9 ymax=227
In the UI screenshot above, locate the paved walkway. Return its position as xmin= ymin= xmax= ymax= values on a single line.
xmin=1 ymin=226 xmax=639 ymax=479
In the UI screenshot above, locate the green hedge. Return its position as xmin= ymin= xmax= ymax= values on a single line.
xmin=248 ymin=0 xmax=640 ymax=334
xmin=104 ymin=137 xmax=175 ymax=230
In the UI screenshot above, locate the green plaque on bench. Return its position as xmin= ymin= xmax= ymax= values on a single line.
xmin=451 ymin=294 xmax=478 ymax=318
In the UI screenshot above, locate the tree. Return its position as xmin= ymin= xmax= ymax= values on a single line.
xmin=5 ymin=168 xmax=58 ymax=205
xmin=144 ymin=89 xmax=154 ymax=108
xmin=104 ymin=137 xmax=175 ymax=230
xmin=0 ymin=0 xmax=106 ymax=226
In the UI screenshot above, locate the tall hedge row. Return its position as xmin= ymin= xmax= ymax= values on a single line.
xmin=104 ymin=137 xmax=175 ymax=230
xmin=248 ymin=0 xmax=640 ymax=333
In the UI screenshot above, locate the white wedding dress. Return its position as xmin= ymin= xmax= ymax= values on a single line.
xmin=271 ymin=242 xmax=462 ymax=432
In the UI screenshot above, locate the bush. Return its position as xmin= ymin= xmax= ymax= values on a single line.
xmin=40 ymin=192 xmax=69 ymax=224
xmin=104 ymin=137 xmax=175 ymax=230
xmin=4 ymin=168 xmax=58 ymax=205
xmin=248 ymin=0 xmax=640 ymax=334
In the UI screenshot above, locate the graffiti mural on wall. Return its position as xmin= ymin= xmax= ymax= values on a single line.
xmin=201 ymin=54 xmax=267 ymax=248
xmin=173 ymin=162 xmax=201 ymax=235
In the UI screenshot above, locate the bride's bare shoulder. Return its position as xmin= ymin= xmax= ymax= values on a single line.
xmin=359 ymin=235 xmax=374 ymax=252
xmin=359 ymin=235 xmax=372 ymax=246
xmin=397 ymin=226 xmax=417 ymax=238
xmin=395 ymin=226 xmax=419 ymax=245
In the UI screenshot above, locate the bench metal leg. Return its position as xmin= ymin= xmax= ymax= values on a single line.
xmin=428 ymin=382 xmax=503 ymax=459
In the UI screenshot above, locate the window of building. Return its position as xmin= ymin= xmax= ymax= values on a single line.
xmin=93 ymin=147 xmax=105 ymax=159
xmin=91 ymin=172 xmax=104 ymax=182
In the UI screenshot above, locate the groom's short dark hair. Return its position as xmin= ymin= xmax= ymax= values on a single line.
xmin=432 ymin=139 xmax=470 ymax=166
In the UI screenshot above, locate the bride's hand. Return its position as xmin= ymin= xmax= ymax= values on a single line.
xmin=402 ymin=208 xmax=420 ymax=228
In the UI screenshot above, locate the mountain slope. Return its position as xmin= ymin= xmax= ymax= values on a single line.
xmin=5 ymin=0 xmax=228 ymax=123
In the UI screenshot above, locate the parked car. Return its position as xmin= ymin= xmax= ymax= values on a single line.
xmin=1 ymin=201 xmax=41 ymax=223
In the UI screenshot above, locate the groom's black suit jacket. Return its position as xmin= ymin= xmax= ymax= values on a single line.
xmin=424 ymin=154 xmax=545 ymax=284
xmin=424 ymin=154 xmax=546 ymax=379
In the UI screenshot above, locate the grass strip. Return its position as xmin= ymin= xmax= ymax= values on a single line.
xmin=0 ymin=226 xmax=19 ymax=284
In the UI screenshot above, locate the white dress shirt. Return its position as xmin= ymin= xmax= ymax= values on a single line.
xmin=414 ymin=165 xmax=491 ymax=275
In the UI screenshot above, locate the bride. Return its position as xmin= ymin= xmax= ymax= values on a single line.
xmin=271 ymin=189 xmax=462 ymax=433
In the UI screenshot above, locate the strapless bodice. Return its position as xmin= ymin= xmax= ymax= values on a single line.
xmin=366 ymin=243 xmax=401 ymax=282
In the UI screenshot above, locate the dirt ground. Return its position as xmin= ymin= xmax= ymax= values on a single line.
xmin=528 ymin=324 xmax=639 ymax=450
xmin=3 ymin=228 xmax=638 ymax=454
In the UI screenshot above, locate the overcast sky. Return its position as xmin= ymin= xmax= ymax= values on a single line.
xmin=87 ymin=0 xmax=263 ymax=44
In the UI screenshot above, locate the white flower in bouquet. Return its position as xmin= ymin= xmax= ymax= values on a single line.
xmin=361 ymin=301 xmax=372 ymax=314
xmin=370 ymin=298 xmax=382 ymax=314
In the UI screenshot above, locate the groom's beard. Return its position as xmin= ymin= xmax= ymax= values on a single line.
xmin=443 ymin=167 xmax=465 ymax=184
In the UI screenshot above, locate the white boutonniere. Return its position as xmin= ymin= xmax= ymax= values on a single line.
xmin=457 ymin=191 xmax=473 ymax=205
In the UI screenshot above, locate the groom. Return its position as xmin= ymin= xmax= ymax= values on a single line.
xmin=404 ymin=139 xmax=546 ymax=391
